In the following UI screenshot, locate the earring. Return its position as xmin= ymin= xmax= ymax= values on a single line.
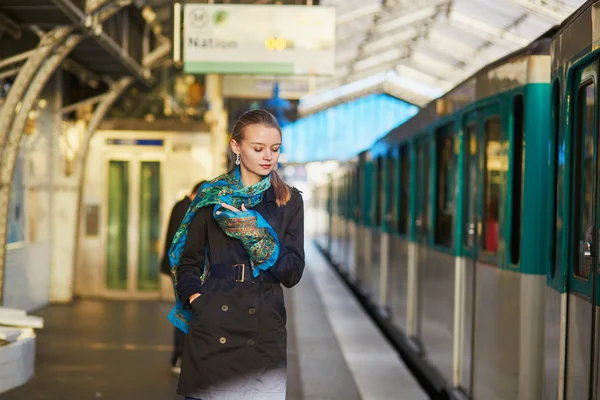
xmin=235 ymin=153 xmax=240 ymax=166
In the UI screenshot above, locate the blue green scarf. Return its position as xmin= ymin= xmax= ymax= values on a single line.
xmin=167 ymin=167 xmax=279 ymax=333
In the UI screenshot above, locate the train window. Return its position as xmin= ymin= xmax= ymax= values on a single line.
xmin=338 ymin=178 xmax=342 ymax=216
xmin=334 ymin=179 xmax=338 ymax=215
xmin=364 ymin=161 xmax=372 ymax=226
xmin=398 ymin=145 xmax=410 ymax=235
xmin=573 ymin=82 xmax=595 ymax=279
xmin=550 ymin=81 xmax=560 ymax=279
xmin=464 ymin=123 xmax=478 ymax=248
xmin=387 ymin=154 xmax=397 ymax=231
xmin=483 ymin=117 xmax=502 ymax=253
xmin=349 ymin=171 xmax=354 ymax=219
xmin=511 ymin=95 xmax=524 ymax=265
xmin=342 ymin=172 xmax=349 ymax=218
xmin=417 ymin=140 xmax=430 ymax=240
xmin=356 ymin=165 xmax=362 ymax=221
xmin=434 ymin=124 xmax=456 ymax=248
xmin=376 ymin=157 xmax=384 ymax=227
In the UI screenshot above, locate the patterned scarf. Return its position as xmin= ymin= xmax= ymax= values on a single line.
xmin=167 ymin=167 xmax=280 ymax=333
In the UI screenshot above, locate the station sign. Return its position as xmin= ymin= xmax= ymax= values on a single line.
xmin=222 ymin=76 xmax=311 ymax=99
xmin=182 ymin=4 xmax=335 ymax=76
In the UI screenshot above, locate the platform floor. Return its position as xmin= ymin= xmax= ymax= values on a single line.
xmin=2 ymin=242 xmax=426 ymax=399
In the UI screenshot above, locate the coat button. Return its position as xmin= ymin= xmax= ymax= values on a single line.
xmin=219 ymin=337 xmax=227 ymax=344
xmin=247 ymin=339 xmax=255 ymax=346
xmin=248 ymin=308 xmax=256 ymax=315
xmin=221 ymin=305 xmax=229 ymax=312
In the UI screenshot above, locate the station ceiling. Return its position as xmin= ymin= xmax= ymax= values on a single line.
xmin=146 ymin=0 xmax=586 ymax=111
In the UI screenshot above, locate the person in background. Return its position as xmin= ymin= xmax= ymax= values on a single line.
xmin=161 ymin=180 xmax=206 ymax=373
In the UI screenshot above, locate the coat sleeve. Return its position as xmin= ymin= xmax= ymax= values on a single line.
xmin=270 ymin=191 xmax=305 ymax=288
xmin=175 ymin=208 xmax=207 ymax=308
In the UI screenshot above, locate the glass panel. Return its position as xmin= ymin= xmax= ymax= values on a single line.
xmin=356 ymin=165 xmax=362 ymax=221
xmin=552 ymin=81 xmax=563 ymax=279
xmin=376 ymin=157 xmax=384 ymax=227
xmin=138 ymin=162 xmax=161 ymax=291
xmin=417 ymin=141 xmax=430 ymax=241
xmin=435 ymin=125 xmax=456 ymax=248
xmin=346 ymin=173 xmax=351 ymax=218
xmin=464 ymin=124 xmax=478 ymax=248
xmin=573 ymin=83 xmax=595 ymax=279
xmin=107 ymin=160 xmax=129 ymax=290
xmin=483 ymin=117 xmax=502 ymax=253
xmin=511 ymin=96 xmax=524 ymax=265
xmin=399 ymin=145 xmax=409 ymax=234
xmin=387 ymin=154 xmax=397 ymax=231
xmin=7 ymin=154 xmax=25 ymax=244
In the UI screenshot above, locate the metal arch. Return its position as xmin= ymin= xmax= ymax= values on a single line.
xmin=0 ymin=34 xmax=83 ymax=305
xmin=76 ymin=76 xmax=134 ymax=175
xmin=0 ymin=26 xmax=72 ymax=154
xmin=71 ymin=76 xmax=133 ymax=290
xmin=142 ymin=36 xmax=172 ymax=69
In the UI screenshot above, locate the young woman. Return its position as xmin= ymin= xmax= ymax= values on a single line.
xmin=168 ymin=109 xmax=305 ymax=399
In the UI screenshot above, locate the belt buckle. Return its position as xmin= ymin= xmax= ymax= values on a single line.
xmin=233 ymin=264 xmax=245 ymax=283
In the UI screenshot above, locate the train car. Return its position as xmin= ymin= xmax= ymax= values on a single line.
xmin=546 ymin=1 xmax=600 ymax=399
xmin=319 ymin=29 xmax=556 ymax=399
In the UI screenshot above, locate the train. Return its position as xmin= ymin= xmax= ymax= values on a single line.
xmin=313 ymin=1 xmax=600 ymax=399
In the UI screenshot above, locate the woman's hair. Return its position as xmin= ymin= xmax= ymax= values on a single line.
xmin=229 ymin=109 xmax=291 ymax=207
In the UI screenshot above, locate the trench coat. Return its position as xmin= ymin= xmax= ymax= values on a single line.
xmin=175 ymin=185 xmax=305 ymax=399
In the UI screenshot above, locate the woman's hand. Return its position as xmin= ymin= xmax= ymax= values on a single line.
xmin=217 ymin=203 xmax=247 ymax=215
xmin=189 ymin=293 xmax=201 ymax=304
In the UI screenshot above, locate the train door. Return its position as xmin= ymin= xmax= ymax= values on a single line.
xmin=412 ymin=137 xmax=430 ymax=340
xmin=565 ymin=60 xmax=599 ymax=400
xmin=327 ymin=178 xmax=333 ymax=255
xmin=459 ymin=111 xmax=480 ymax=396
xmin=106 ymin=157 xmax=162 ymax=296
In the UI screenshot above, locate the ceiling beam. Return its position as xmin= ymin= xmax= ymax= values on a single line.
xmin=504 ymin=0 xmax=575 ymax=22
xmin=396 ymin=63 xmax=453 ymax=89
xmin=448 ymin=11 xmax=530 ymax=47
xmin=353 ymin=47 xmax=410 ymax=72
xmin=375 ymin=2 xmax=445 ymax=34
xmin=365 ymin=29 xmax=420 ymax=53
xmin=337 ymin=3 xmax=382 ymax=25
xmin=336 ymin=30 xmax=418 ymax=67
xmin=410 ymin=51 xmax=464 ymax=81
xmin=0 ymin=12 xmax=21 ymax=40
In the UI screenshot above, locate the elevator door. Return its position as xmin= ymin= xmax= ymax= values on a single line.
xmin=106 ymin=159 xmax=161 ymax=294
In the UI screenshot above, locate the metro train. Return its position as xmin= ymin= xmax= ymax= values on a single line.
xmin=314 ymin=1 xmax=600 ymax=399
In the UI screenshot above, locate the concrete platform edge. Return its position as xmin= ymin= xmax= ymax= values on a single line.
xmin=314 ymin=240 xmax=464 ymax=400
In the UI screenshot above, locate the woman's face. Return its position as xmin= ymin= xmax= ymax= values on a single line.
xmin=231 ymin=124 xmax=281 ymax=177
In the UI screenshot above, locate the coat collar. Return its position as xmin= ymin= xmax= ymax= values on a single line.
xmin=263 ymin=185 xmax=276 ymax=204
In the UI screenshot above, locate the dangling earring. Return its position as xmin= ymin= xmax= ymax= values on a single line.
xmin=235 ymin=153 xmax=240 ymax=166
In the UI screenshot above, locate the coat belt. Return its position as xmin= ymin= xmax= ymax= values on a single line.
xmin=209 ymin=263 xmax=278 ymax=283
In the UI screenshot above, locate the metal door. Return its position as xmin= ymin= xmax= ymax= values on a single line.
xmin=565 ymin=59 xmax=599 ymax=400
xmin=106 ymin=158 xmax=162 ymax=295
